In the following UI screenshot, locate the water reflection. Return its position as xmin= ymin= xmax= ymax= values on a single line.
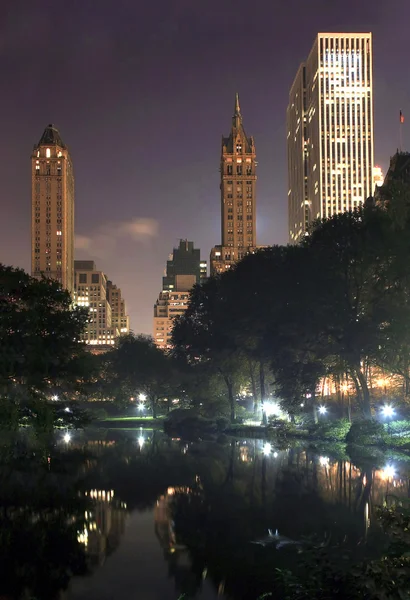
xmin=0 ymin=430 xmax=408 ymax=599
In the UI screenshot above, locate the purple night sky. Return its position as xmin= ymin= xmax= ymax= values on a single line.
xmin=1 ymin=0 xmax=409 ymax=334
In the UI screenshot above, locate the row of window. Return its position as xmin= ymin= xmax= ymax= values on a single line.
xmin=226 ymin=165 xmax=253 ymax=175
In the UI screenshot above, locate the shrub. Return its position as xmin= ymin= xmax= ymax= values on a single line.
xmin=346 ymin=419 xmax=385 ymax=445
xmin=310 ymin=418 xmax=351 ymax=441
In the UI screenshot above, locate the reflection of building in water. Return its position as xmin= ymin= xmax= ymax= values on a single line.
xmin=79 ymin=489 xmax=128 ymax=566
xmin=155 ymin=487 xmax=207 ymax=597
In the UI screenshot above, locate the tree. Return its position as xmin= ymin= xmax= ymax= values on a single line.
xmin=0 ymin=264 xmax=88 ymax=402
xmin=172 ymin=278 xmax=246 ymax=422
xmin=105 ymin=334 xmax=173 ymax=417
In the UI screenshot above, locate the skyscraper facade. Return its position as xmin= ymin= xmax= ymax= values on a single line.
xmin=107 ymin=280 xmax=130 ymax=335
xmin=74 ymin=261 xmax=130 ymax=350
xmin=210 ymin=94 xmax=257 ymax=275
xmin=31 ymin=124 xmax=75 ymax=293
xmin=287 ymin=33 xmax=374 ymax=243
xmin=154 ymin=240 xmax=206 ymax=350
xmin=163 ymin=239 xmax=207 ymax=291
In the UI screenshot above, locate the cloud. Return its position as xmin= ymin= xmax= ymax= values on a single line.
xmin=75 ymin=218 xmax=159 ymax=258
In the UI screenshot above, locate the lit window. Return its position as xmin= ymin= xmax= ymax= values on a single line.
xmin=46 ymin=148 xmax=51 ymax=158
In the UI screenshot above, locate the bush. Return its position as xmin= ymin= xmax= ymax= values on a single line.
xmin=164 ymin=409 xmax=218 ymax=436
xmin=346 ymin=419 xmax=385 ymax=445
xmin=310 ymin=418 xmax=351 ymax=441
xmin=384 ymin=419 xmax=410 ymax=436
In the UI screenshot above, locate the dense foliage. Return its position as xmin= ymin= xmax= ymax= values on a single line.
xmin=0 ymin=264 xmax=89 ymax=400
xmin=173 ymin=195 xmax=410 ymax=422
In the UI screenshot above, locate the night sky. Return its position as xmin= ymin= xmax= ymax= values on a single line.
xmin=1 ymin=1 xmax=409 ymax=334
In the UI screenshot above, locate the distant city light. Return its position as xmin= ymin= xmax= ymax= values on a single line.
xmin=63 ymin=433 xmax=71 ymax=443
xmin=318 ymin=405 xmax=327 ymax=415
xmin=263 ymin=443 xmax=272 ymax=456
xmin=52 ymin=395 xmax=59 ymax=401
xmin=64 ymin=407 xmax=71 ymax=413
xmin=381 ymin=404 xmax=395 ymax=419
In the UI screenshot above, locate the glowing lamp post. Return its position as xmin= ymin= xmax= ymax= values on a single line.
xmin=318 ymin=405 xmax=327 ymax=416
xmin=381 ymin=404 xmax=395 ymax=436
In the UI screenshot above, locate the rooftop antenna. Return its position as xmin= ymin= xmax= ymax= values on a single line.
xmin=399 ymin=110 xmax=405 ymax=152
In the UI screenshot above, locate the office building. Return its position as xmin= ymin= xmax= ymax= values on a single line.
xmin=107 ymin=281 xmax=130 ymax=335
xmin=31 ymin=124 xmax=75 ymax=293
xmin=154 ymin=239 xmax=206 ymax=349
xmin=74 ymin=261 xmax=119 ymax=349
xmin=210 ymin=93 xmax=257 ymax=275
xmin=153 ymin=280 xmax=195 ymax=350
xmin=163 ymin=239 xmax=207 ymax=291
xmin=287 ymin=33 xmax=374 ymax=242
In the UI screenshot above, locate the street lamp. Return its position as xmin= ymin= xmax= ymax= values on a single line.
xmin=318 ymin=405 xmax=327 ymax=416
xmin=138 ymin=403 xmax=145 ymax=412
xmin=263 ymin=442 xmax=272 ymax=456
xmin=381 ymin=404 xmax=395 ymax=436
xmin=63 ymin=432 xmax=71 ymax=444
xmin=138 ymin=393 xmax=147 ymax=402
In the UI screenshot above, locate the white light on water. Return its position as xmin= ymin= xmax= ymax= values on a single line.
xmin=63 ymin=433 xmax=71 ymax=443
xmin=138 ymin=436 xmax=145 ymax=449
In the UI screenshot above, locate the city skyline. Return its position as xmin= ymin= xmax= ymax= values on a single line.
xmin=1 ymin=1 xmax=409 ymax=333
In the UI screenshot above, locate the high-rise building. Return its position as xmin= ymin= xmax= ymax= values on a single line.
xmin=153 ymin=282 xmax=194 ymax=350
xmin=107 ymin=281 xmax=130 ymax=335
xmin=154 ymin=240 xmax=206 ymax=349
xmin=31 ymin=124 xmax=75 ymax=293
xmin=287 ymin=33 xmax=374 ymax=243
xmin=210 ymin=93 xmax=257 ymax=275
xmin=163 ymin=239 xmax=207 ymax=291
xmin=74 ymin=261 xmax=118 ymax=349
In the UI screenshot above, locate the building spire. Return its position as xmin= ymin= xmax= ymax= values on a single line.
xmin=234 ymin=92 xmax=241 ymax=116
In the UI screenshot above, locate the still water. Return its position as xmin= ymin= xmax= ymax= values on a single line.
xmin=0 ymin=428 xmax=409 ymax=600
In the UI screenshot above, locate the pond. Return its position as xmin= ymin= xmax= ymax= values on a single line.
xmin=0 ymin=428 xmax=409 ymax=599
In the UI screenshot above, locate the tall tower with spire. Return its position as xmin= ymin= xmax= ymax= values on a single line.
xmin=31 ymin=124 xmax=75 ymax=294
xmin=210 ymin=94 xmax=257 ymax=275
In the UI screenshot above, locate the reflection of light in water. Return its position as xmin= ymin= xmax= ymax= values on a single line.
xmin=138 ymin=436 xmax=145 ymax=448
xmin=77 ymin=528 xmax=88 ymax=547
xmin=319 ymin=456 xmax=329 ymax=466
xmin=273 ymin=451 xmax=278 ymax=458
xmin=382 ymin=464 xmax=395 ymax=479
xmin=86 ymin=489 xmax=115 ymax=501
xmin=63 ymin=432 xmax=71 ymax=443
xmin=263 ymin=443 xmax=272 ymax=456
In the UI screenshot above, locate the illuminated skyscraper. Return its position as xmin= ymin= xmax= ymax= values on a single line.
xmin=31 ymin=124 xmax=75 ymax=293
xmin=287 ymin=33 xmax=374 ymax=243
xmin=210 ymin=94 xmax=257 ymax=275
